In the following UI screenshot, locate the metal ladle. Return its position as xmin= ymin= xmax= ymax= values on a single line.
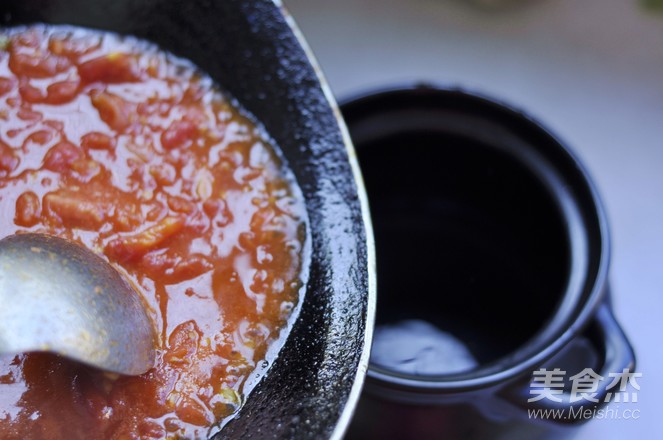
xmin=0 ymin=233 xmax=156 ymax=375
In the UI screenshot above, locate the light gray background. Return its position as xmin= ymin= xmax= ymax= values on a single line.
xmin=284 ymin=0 xmax=663 ymax=437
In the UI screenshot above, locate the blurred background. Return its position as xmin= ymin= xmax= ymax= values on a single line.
xmin=284 ymin=0 xmax=663 ymax=437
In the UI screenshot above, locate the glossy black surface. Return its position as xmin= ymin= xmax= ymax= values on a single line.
xmin=1 ymin=1 xmax=370 ymax=438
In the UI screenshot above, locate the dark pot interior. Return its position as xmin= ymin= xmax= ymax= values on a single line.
xmin=1 ymin=1 xmax=373 ymax=438
xmin=361 ymin=127 xmax=568 ymax=368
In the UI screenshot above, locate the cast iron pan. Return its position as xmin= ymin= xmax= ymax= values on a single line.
xmin=0 ymin=1 xmax=376 ymax=438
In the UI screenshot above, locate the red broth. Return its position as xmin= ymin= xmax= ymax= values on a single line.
xmin=0 ymin=26 xmax=307 ymax=439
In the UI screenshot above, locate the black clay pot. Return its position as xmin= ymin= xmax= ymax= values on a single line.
xmin=0 ymin=1 xmax=375 ymax=439
xmin=341 ymin=85 xmax=635 ymax=440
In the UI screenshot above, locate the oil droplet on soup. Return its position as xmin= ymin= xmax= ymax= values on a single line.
xmin=0 ymin=25 xmax=307 ymax=439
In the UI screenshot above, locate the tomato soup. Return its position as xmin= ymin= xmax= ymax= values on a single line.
xmin=0 ymin=26 xmax=307 ymax=439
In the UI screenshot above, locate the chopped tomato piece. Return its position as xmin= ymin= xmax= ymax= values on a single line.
xmin=105 ymin=217 xmax=184 ymax=262
xmin=16 ymin=108 xmax=42 ymax=122
xmin=137 ymin=420 xmax=166 ymax=439
xmin=45 ymin=80 xmax=79 ymax=104
xmin=12 ymin=31 xmax=40 ymax=48
xmin=175 ymin=396 xmax=210 ymax=426
xmin=167 ymin=321 xmax=201 ymax=360
xmin=149 ymin=163 xmax=177 ymax=185
xmin=0 ymin=77 xmax=15 ymax=97
xmin=91 ymin=91 xmax=132 ymax=131
xmin=80 ymin=131 xmax=115 ymax=150
xmin=48 ymin=35 xmax=101 ymax=58
xmin=137 ymin=245 xmax=213 ymax=283
xmin=169 ymin=255 xmax=213 ymax=280
xmin=42 ymin=119 xmax=64 ymax=131
xmin=161 ymin=120 xmax=198 ymax=150
xmin=19 ymin=78 xmax=79 ymax=105
xmin=78 ymin=53 xmax=141 ymax=84
xmin=43 ymin=190 xmax=107 ymax=229
xmin=0 ymin=140 xmax=19 ymax=174
xmin=43 ymin=141 xmax=83 ymax=172
xmin=14 ymin=192 xmax=40 ymax=227
xmin=8 ymin=52 xmax=71 ymax=78
xmin=69 ymin=158 xmax=101 ymax=181
xmin=202 ymin=198 xmax=231 ymax=225
xmin=24 ymin=130 xmax=53 ymax=146
xmin=18 ymin=81 xmax=46 ymax=103
xmin=167 ymin=195 xmax=195 ymax=214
